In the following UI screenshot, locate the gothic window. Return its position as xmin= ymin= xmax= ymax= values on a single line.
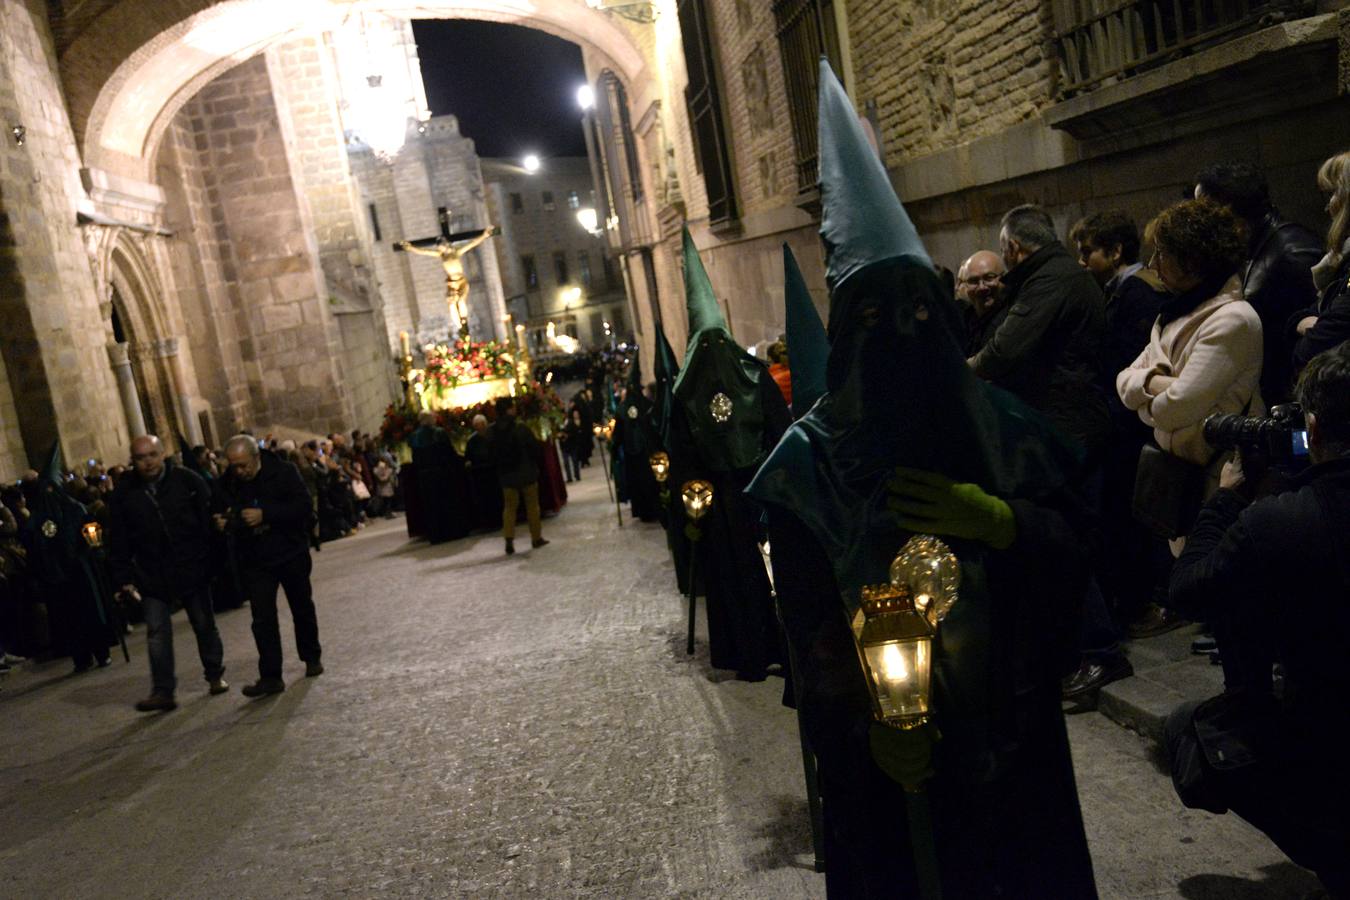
xmin=578 ymin=251 xmax=592 ymax=287
xmin=553 ymin=251 xmax=570 ymax=285
xmin=510 ymin=192 xmax=524 ymax=213
xmin=678 ymin=0 xmax=739 ymax=227
xmin=773 ymin=0 xmax=843 ymax=193
xmin=522 ymin=255 xmax=538 ymax=289
xmin=368 ymin=203 xmax=382 ymax=241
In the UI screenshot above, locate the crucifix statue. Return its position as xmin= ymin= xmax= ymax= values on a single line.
xmin=394 ymin=208 xmax=499 ymax=340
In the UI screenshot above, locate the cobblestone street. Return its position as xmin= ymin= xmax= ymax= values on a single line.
xmin=0 ymin=478 xmax=1311 ymax=899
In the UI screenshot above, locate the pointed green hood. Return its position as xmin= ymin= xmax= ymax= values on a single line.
xmin=651 ymin=323 xmax=680 ymax=446
xmin=682 ymin=227 xmax=726 ymax=339
xmin=817 ymin=58 xmax=930 ymax=300
xmin=41 ymin=442 xmax=64 ymax=486
xmin=783 ymin=245 xmax=827 ymax=416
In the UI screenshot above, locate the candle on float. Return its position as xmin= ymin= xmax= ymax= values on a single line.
xmin=399 ymin=331 xmax=410 ymax=357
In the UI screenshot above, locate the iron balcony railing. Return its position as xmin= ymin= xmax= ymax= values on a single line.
xmin=1051 ymin=0 xmax=1314 ymax=96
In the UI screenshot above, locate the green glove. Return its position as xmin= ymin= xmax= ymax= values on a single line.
xmin=885 ymin=467 xmax=1016 ymax=550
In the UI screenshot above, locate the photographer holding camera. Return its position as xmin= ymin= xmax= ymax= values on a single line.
xmin=215 ymin=435 xmax=322 ymax=697
xmin=1164 ymin=342 xmax=1350 ymax=897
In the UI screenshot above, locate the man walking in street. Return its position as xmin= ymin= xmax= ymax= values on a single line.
xmin=108 ymin=435 xmax=226 ymax=712
xmin=489 ymin=397 xmax=548 ymax=555
xmin=217 ymin=435 xmax=322 ymax=697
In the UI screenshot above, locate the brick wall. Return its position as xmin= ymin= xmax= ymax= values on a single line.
xmin=846 ymin=0 xmax=1052 ymax=163
xmin=706 ymin=0 xmax=798 ymax=217
xmin=0 ymin=0 xmax=128 ymax=468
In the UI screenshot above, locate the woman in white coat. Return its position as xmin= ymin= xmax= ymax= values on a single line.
xmin=1117 ymin=198 xmax=1264 ymax=549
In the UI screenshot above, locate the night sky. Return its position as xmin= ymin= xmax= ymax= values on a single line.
xmin=412 ymin=20 xmax=588 ymax=159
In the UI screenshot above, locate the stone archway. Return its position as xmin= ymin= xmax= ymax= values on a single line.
xmin=64 ymin=0 xmax=652 ymax=186
xmin=104 ymin=234 xmax=198 ymax=448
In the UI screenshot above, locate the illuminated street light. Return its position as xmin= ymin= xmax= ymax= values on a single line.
xmin=576 ymin=85 xmax=595 ymax=110
xmin=523 ymin=154 xmax=541 ymax=173
xmin=576 ymin=207 xmax=600 ymax=234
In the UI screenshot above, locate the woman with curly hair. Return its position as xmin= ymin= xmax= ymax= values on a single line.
xmin=1290 ymin=150 xmax=1350 ymax=379
xmin=1117 ymin=198 xmax=1264 ymax=545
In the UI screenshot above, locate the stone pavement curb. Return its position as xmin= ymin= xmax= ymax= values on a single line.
xmin=1094 ymin=623 xmax=1225 ymax=743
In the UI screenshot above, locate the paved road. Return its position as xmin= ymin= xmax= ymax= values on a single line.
xmin=0 ymin=477 xmax=1315 ymax=898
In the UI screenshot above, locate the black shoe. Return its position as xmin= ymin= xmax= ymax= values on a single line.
xmin=531 ymin=538 xmax=550 ymax=549
xmin=1062 ymin=656 xmax=1133 ymax=700
xmin=1128 ymin=603 xmax=1190 ymax=639
xmin=135 ymin=693 xmax=178 ymax=712
xmin=241 ymin=679 xmax=285 ymax=698
xmin=505 ymin=539 xmax=515 ymax=555
xmin=305 ymin=661 xmax=324 ymax=678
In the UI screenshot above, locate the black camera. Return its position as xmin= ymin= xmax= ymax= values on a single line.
xmin=1202 ymin=403 xmax=1310 ymax=471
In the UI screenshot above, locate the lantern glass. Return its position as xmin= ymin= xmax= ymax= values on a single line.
xmin=863 ymin=637 xmax=931 ymax=723
xmin=680 ymin=479 xmax=714 ymax=520
xmin=81 ymin=521 xmax=103 ymax=548
xmin=890 ymin=534 xmax=961 ymax=627
xmin=649 ymin=451 xmax=670 ymax=483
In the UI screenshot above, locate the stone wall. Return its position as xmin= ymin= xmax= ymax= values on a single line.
xmin=166 ymin=55 xmax=347 ymax=434
xmin=266 ymin=36 xmax=396 ymax=434
xmin=0 ymin=0 xmax=127 ymax=469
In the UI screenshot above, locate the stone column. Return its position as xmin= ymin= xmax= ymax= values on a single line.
xmin=107 ymin=342 xmax=147 ymax=440
xmin=155 ymin=337 xmax=203 ymax=445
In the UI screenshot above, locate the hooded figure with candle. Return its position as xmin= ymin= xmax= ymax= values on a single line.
xmin=610 ymin=349 xmax=663 ymax=523
xmin=669 ymin=229 xmax=793 ymax=681
xmin=746 ymin=61 xmax=1098 ymax=898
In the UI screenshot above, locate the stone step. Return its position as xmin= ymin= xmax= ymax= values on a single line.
xmin=1094 ymin=622 xmax=1225 ymax=743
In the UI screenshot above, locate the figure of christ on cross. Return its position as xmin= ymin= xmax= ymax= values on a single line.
xmin=394 ymin=209 xmax=500 ymax=340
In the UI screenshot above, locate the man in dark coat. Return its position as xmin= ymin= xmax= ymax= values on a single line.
xmin=971 ymin=205 xmax=1111 ymax=458
xmin=1164 ymin=342 xmax=1350 ymax=896
xmin=671 ymin=227 xmax=791 ymax=682
xmin=464 ymin=414 xmax=501 ymax=531
xmin=217 ymin=435 xmax=322 ymax=696
xmin=748 ymin=61 xmax=1097 ymax=898
xmin=1195 ymin=162 xmax=1322 ymax=404
xmin=108 ymin=435 xmax=226 ymax=712
xmin=489 ymin=397 xmax=548 ymax=555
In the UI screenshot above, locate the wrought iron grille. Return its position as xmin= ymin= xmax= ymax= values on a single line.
xmin=774 ymin=0 xmax=841 ymax=194
xmin=1051 ymin=0 xmax=1315 ymax=96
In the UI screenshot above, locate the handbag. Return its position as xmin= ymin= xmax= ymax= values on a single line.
xmin=1131 ymin=442 xmax=1209 ymax=539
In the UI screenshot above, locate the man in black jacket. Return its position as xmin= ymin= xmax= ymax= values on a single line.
xmin=971 ymin=204 xmax=1112 ymax=457
xmin=109 ymin=435 xmax=226 ymax=712
xmin=1195 ymin=163 xmax=1322 ymax=404
xmin=217 ymin=435 xmax=322 ymax=696
xmin=1165 ymin=342 xmax=1350 ymax=896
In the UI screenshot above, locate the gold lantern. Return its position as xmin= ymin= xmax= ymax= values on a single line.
xmin=851 ymin=535 xmax=960 ymax=730
xmin=648 ymin=451 xmax=670 ymax=484
xmin=81 ymin=521 xmax=104 ymax=549
xmin=680 ymin=479 xmax=713 ymax=521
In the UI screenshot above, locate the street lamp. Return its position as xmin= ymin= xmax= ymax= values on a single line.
xmin=522 ymin=154 xmax=541 ymax=173
xmin=680 ymin=479 xmax=714 ymax=655
xmin=576 ymin=85 xmax=595 ymax=110
xmin=576 ymin=207 xmax=600 ymax=235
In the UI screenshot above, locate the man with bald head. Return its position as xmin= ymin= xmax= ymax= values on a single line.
xmin=217 ymin=434 xmax=322 ymax=697
xmin=108 ymin=434 xmax=226 ymax=712
xmin=956 ymin=249 xmax=1008 ymax=357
